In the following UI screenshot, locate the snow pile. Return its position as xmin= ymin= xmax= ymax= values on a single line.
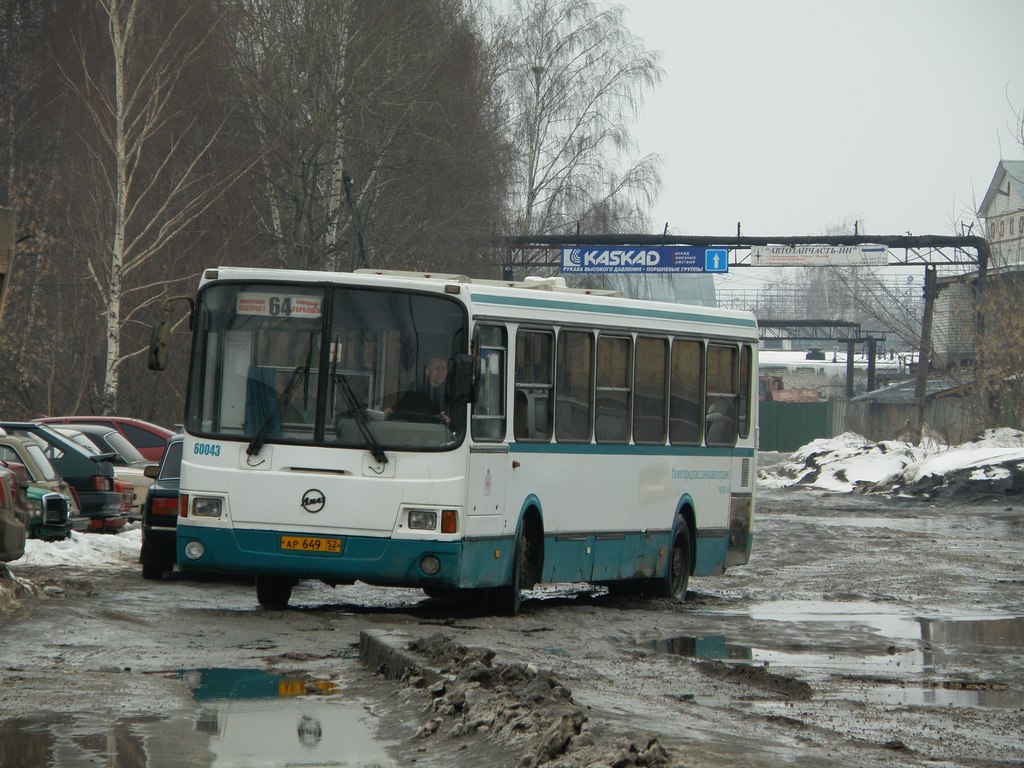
xmin=16 ymin=526 xmax=142 ymax=568
xmin=762 ymin=428 xmax=1024 ymax=497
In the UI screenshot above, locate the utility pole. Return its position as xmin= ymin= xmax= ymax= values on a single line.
xmin=913 ymin=266 xmax=939 ymax=443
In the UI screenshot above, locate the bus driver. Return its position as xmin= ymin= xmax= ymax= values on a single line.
xmin=385 ymin=355 xmax=452 ymax=426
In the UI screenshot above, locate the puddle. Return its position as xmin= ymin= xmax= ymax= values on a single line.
xmin=0 ymin=670 xmax=397 ymax=767
xmin=858 ymin=683 xmax=1019 ymax=708
xmin=648 ymin=633 xmax=924 ymax=673
xmin=700 ymin=600 xmax=1024 ymax=648
xmin=647 ymin=610 xmax=1024 ymax=708
xmin=178 ymin=668 xmax=397 ymax=767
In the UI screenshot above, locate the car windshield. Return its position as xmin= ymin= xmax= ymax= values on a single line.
xmin=159 ymin=440 xmax=183 ymax=481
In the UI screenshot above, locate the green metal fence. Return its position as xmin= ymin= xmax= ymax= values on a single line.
xmin=759 ymin=400 xmax=836 ymax=452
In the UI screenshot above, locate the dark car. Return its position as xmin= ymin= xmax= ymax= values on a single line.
xmin=140 ymin=434 xmax=182 ymax=580
xmin=49 ymin=423 xmax=154 ymax=519
xmin=0 ymin=422 xmax=124 ymax=531
xmin=34 ymin=416 xmax=174 ymax=462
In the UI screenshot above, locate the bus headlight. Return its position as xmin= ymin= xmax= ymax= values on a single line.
xmin=407 ymin=509 xmax=437 ymax=530
xmin=420 ymin=555 xmax=441 ymax=575
xmin=192 ymin=497 xmax=223 ymax=518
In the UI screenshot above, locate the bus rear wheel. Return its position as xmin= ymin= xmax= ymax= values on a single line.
xmin=256 ymin=575 xmax=294 ymax=610
xmin=655 ymin=525 xmax=691 ymax=602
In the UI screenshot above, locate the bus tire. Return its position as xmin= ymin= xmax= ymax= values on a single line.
xmin=655 ymin=523 xmax=691 ymax=602
xmin=256 ymin=575 xmax=294 ymax=610
xmin=492 ymin=528 xmax=527 ymax=616
xmin=141 ymin=559 xmax=164 ymax=581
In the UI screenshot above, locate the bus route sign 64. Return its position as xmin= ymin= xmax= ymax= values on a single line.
xmin=561 ymin=246 xmax=728 ymax=274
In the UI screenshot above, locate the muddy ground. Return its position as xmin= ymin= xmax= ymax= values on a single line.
xmin=1 ymin=469 xmax=1022 ymax=767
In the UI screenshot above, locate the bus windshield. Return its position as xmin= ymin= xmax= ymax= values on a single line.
xmin=184 ymin=283 xmax=468 ymax=451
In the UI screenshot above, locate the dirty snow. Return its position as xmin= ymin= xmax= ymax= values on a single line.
xmin=761 ymin=428 xmax=1024 ymax=495
xmin=14 ymin=525 xmax=142 ymax=569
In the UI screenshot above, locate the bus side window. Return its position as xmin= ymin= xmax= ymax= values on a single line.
xmin=670 ymin=338 xmax=703 ymax=445
xmin=555 ymin=329 xmax=593 ymax=442
xmin=705 ymin=344 xmax=738 ymax=447
xmin=738 ymin=344 xmax=753 ymax=439
xmin=595 ymin=335 xmax=631 ymax=444
xmin=515 ymin=329 xmax=554 ymax=441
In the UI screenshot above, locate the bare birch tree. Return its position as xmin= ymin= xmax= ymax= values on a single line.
xmin=491 ymin=0 xmax=662 ymax=247
xmin=61 ymin=0 xmax=253 ymax=414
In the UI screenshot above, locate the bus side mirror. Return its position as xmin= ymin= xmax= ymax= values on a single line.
xmin=148 ymin=319 xmax=170 ymax=371
xmin=147 ymin=295 xmax=195 ymax=372
xmin=451 ymin=353 xmax=475 ymax=404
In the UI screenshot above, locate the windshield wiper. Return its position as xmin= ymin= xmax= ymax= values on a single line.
xmin=335 ymin=370 xmax=388 ymax=466
xmin=246 ymin=365 xmax=307 ymax=457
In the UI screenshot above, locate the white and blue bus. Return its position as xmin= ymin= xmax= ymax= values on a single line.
xmin=160 ymin=267 xmax=757 ymax=613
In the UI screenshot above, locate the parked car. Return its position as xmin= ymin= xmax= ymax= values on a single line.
xmin=50 ymin=424 xmax=154 ymax=519
xmin=0 ymin=463 xmax=26 ymax=562
xmin=25 ymin=486 xmax=72 ymax=541
xmin=34 ymin=416 xmax=174 ymax=462
xmin=0 ymin=422 xmax=124 ymax=532
xmin=0 ymin=434 xmax=88 ymax=533
xmin=140 ymin=434 xmax=182 ymax=580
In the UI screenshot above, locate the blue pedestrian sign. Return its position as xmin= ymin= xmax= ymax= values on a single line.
xmin=560 ymin=246 xmax=730 ymax=274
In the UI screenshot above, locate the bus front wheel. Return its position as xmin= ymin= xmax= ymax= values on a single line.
xmin=491 ymin=528 xmax=527 ymax=616
xmin=256 ymin=575 xmax=294 ymax=610
xmin=656 ymin=524 xmax=691 ymax=602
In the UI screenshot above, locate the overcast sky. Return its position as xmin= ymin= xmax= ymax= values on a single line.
xmin=625 ymin=0 xmax=1024 ymax=248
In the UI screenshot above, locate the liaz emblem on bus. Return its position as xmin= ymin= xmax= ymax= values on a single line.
xmin=236 ymin=292 xmax=322 ymax=318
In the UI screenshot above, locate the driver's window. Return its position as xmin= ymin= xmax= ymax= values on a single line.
xmin=472 ymin=324 xmax=507 ymax=442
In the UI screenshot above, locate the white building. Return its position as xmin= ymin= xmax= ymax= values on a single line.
xmin=978 ymin=160 xmax=1024 ymax=267
xmin=933 ymin=160 xmax=1024 ymax=367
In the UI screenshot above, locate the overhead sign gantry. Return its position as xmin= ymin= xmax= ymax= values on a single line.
xmin=498 ymin=233 xmax=993 ymax=440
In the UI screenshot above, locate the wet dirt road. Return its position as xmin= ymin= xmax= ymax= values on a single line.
xmin=1 ymin=482 xmax=1022 ymax=767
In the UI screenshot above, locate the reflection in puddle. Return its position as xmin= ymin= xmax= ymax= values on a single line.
xmin=0 ymin=670 xmax=396 ymax=768
xmin=178 ymin=668 xmax=395 ymax=768
xmin=0 ymin=713 xmax=200 ymax=768
xmin=649 ymin=612 xmax=1024 ymax=709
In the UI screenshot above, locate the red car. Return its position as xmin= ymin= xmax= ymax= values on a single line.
xmin=34 ymin=416 xmax=174 ymax=462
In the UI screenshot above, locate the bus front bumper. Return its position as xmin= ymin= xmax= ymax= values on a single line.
xmin=175 ymin=524 xmax=513 ymax=589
